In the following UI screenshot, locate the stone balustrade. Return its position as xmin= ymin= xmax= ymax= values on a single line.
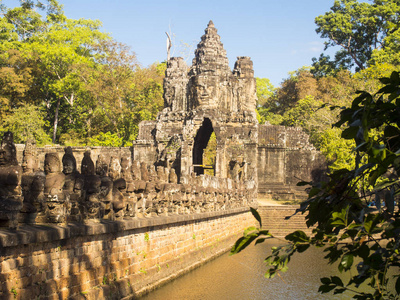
xmin=0 ymin=131 xmax=256 ymax=229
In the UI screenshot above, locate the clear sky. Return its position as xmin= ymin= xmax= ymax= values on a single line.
xmin=3 ymin=0 xmax=338 ymax=86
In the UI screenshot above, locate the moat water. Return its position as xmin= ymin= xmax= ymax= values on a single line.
xmin=139 ymin=239 xmax=360 ymax=300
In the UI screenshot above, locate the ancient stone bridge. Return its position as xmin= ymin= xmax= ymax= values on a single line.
xmin=0 ymin=21 xmax=324 ymax=299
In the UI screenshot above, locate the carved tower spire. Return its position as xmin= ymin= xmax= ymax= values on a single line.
xmin=191 ymin=20 xmax=230 ymax=76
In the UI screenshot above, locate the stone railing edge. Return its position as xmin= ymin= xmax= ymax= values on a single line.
xmin=0 ymin=207 xmax=250 ymax=248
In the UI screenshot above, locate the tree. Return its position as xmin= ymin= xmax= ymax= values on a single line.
xmin=0 ymin=49 xmax=33 ymax=116
xmin=313 ymin=0 xmax=400 ymax=74
xmin=255 ymin=77 xmax=280 ymax=125
xmin=80 ymin=39 xmax=139 ymax=145
xmin=0 ymin=1 xmax=166 ymax=146
xmin=0 ymin=104 xmax=51 ymax=145
xmin=256 ymin=77 xmax=275 ymax=107
xmin=21 ymin=18 xmax=109 ymax=143
xmin=0 ymin=0 xmax=110 ymax=143
xmin=232 ymin=71 xmax=400 ymax=299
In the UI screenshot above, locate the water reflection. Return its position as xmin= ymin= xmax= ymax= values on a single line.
xmin=139 ymin=240 xmax=355 ymax=300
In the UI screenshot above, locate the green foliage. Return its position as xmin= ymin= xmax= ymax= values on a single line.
xmin=0 ymin=1 xmax=165 ymax=146
xmin=203 ymin=132 xmax=216 ymax=176
xmin=313 ymin=0 xmax=400 ymax=74
xmin=316 ymin=127 xmax=355 ymax=171
xmin=281 ymin=95 xmax=323 ymax=130
xmin=256 ymin=107 xmax=283 ymax=125
xmin=0 ymin=104 xmax=51 ymax=145
xmin=370 ymin=27 xmax=400 ymax=67
xmin=232 ymin=71 xmax=400 ymax=299
xmin=88 ymin=132 xmax=122 ymax=147
xmin=10 ymin=287 xmax=17 ymax=298
xmin=58 ymin=129 xmax=86 ymax=146
xmin=256 ymin=77 xmax=275 ymax=107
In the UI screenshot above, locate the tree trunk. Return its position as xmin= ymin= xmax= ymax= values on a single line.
xmin=52 ymin=99 xmax=61 ymax=144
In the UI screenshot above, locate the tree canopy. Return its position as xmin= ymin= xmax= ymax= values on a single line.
xmin=0 ymin=0 xmax=164 ymax=146
xmin=312 ymin=0 xmax=400 ymax=76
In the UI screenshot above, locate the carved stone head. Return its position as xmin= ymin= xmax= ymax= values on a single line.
xmin=22 ymin=139 xmax=38 ymax=173
xmin=192 ymin=75 xmax=218 ymax=108
xmin=109 ymin=156 xmax=121 ymax=180
xmin=96 ymin=154 xmax=108 ymax=177
xmin=81 ymin=150 xmax=95 ymax=175
xmin=44 ymin=153 xmax=61 ymax=175
xmin=62 ymin=146 xmax=77 ymax=175
xmin=120 ymin=157 xmax=132 ymax=180
xmin=0 ymin=131 xmax=18 ymax=166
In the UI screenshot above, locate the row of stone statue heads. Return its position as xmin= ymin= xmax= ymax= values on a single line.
xmin=0 ymin=132 xmax=252 ymax=228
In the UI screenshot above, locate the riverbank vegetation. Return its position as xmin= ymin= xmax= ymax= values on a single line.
xmin=234 ymin=0 xmax=400 ymax=298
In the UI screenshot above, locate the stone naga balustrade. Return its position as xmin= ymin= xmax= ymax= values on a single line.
xmin=0 ymin=131 xmax=256 ymax=229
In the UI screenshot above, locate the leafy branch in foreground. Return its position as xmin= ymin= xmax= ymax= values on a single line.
xmin=232 ymin=71 xmax=400 ymax=299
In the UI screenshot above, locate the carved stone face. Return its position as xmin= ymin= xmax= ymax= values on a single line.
xmin=96 ymin=158 xmax=108 ymax=177
xmin=81 ymin=151 xmax=95 ymax=176
xmin=109 ymin=157 xmax=121 ymax=180
xmin=0 ymin=146 xmax=15 ymax=166
xmin=0 ymin=149 xmax=7 ymax=166
xmin=22 ymin=155 xmax=36 ymax=173
xmin=63 ymin=159 xmax=75 ymax=175
xmin=193 ymin=75 xmax=217 ymax=107
xmin=120 ymin=157 xmax=130 ymax=171
xmin=44 ymin=154 xmax=60 ymax=175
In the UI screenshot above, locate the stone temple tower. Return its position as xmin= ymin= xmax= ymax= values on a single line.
xmin=133 ymin=21 xmax=326 ymax=201
xmin=135 ymin=20 xmax=259 ymax=185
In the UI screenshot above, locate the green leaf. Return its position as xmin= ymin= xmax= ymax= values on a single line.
xmin=250 ymin=207 xmax=262 ymax=227
xmin=333 ymin=288 xmax=346 ymax=294
xmin=384 ymin=125 xmax=400 ymax=138
xmin=385 ymin=190 xmax=395 ymax=213
xmin=395 ymin=276 xmax=400 ymax=294
xmin=285 ymin=231 xmax=309 ymax=243
xmin=331 ymin=219 xmax=346 ymax=227
xmin=318 ymin=284 xmax=336 ymax=294
xmin=320 ymin=277 xmax=331 ymax=285
xmin=390 ymin=71 xmax=399 ymax=83
xmin=258 ymin=230 xmax=272 ymax=236
xmin=297 ymin=244 xmax=310 ymax=253
xmin=342 ymin=126 xmax=359 ymax=139
xmin=243 ymin=226 xmax=257 ymax=236
xmin=255 ymin=238 xmax=267 ymax=245
xmin=379 ymin=77 xmax=391 ymax=84
xmin=230 ymin=234 xmax=258 ymax=255
xmin=340 ymin=254 xmax=354 ymax=270
xmin=331 ymin=276 xmax=343 ymax=287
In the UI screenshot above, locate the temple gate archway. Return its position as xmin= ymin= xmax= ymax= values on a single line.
xmin=193 ymin=118 xmax=214 ymax=175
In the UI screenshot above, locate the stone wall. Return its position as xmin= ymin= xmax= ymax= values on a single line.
xmin=257 ymin=124 xmax=326 ymax=201
xmin=257 ymin=205 xmax=312 ymax=237
xmin=0 ymin=209 xmax=254 ymax=299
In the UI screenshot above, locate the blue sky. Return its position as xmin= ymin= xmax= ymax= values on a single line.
xmin=3 ymin=0 xmax=338 ymax=86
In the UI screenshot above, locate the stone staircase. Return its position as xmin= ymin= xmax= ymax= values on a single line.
xmin=257 ymin=205 xmax=313 ymax=238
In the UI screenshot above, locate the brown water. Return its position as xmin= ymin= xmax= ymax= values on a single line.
xmin=139 ymin=240 xmax=357 ymax=300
